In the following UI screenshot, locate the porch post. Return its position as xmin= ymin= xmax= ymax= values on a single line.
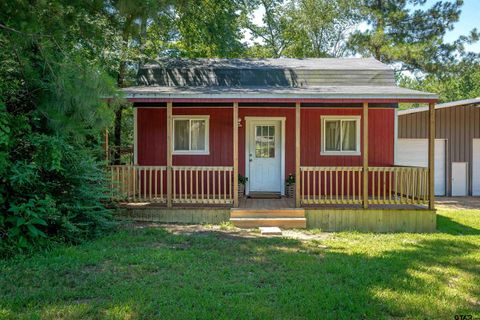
xmin=295 ymin=102 xmax=301 ymax=208
xmin=363 ymin=102 xmax=369 ymax=209
xmin=166 ymin=101 xmax=173 ymax=208
xmin=233 ymin=102 xmax=239 ymax=207
xmin=428 ymin=102 xmax=435 ymax=210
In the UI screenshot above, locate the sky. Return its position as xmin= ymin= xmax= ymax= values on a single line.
xmin=432 ymin=0 xmax=480 ymax=52
xmin=247 ymin=0 xmax=480 ymax=53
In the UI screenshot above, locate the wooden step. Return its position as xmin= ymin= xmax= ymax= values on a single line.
xmin=230 ymin=217 xmax=306 ymax=229
xmin=230 ymin=208 xmax=305 ymax=218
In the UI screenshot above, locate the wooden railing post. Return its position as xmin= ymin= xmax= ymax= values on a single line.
xmin=363 ymin=102 xmax=369 ymax=209
xmin=233 ymin=102 xmax=239 ymax=207
xmin=167 ymin=101 xmax=173 ymax=208
xmin=428 ymin=102 xmax=435 ymax=209
xmin=295 ymin=102 xmax=301 ymax=208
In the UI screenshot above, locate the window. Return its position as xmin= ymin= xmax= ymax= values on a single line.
xmin=173 ymin=116 xmax=209 ymax=154
xmin=321 ymin=116 xmax=360 ymax=155
xmin=255 ymin=125 xmax=275 ymax=158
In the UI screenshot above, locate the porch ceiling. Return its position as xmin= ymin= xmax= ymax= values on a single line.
xmin=122 ymin=85 xmax=438 ymax=103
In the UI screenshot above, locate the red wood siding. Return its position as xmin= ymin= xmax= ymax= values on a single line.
xmin=137 ymin=107 xmax=166 ymax=165
xmin=137 ymin=107 xmax=233 ymax=166
xmin=301 ymin=108 xmax=394 ymax=167
xmin=137 ymin=106 xmax=394 ymax=170
xmin=172 ymin=108 xmax=233 ymax=166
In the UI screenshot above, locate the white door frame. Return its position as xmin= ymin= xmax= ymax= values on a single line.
xmin=245 ymin=117 xmax=286 ymax=195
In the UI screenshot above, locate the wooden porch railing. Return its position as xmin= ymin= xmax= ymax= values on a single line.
xmin=300 ymin=167 xmax=363 ymax=205
xmin=110 ymin=165 xmax=167 ymax=203
xmin=172 ymin=166 xmax=234 ymax=205
xmin=368 ymin=167 xmax=429 ymax=205
xmin=300 ymin=166 xmax=429 ymax=206
xmin=109 ymin=165 xmax=234 ymax=205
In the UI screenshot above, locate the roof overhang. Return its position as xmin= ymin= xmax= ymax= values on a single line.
xmin=398 ymin=97 xmax=480 ymax=115
xmin=121 ymin=85 xmax=438 ymax=104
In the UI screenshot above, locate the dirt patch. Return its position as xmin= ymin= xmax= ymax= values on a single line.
xmin=131 ymin=222 xmax=332 ymax=241
xmin=436 ymin=197 xmax=480 ymax=210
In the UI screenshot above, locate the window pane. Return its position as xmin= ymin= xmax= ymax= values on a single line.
xmin=269 ymin=143 xmax=275 ymax=157
xmin=325 ymin=120 xmax=341 ymax=151
xmin=255 ymin=125 xmax=275 ymax=158
xmin=341 ymin=121 xmax=356 ymax=151
xmin=190 ymin=120 xmax=206 ymax=151
xmin=174 ymin=120 xmax=189 ymax=150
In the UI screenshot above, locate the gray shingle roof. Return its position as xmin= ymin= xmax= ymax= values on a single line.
xmin=137 ymin=58 xmax=395 ymax=87
xmin=124 ymin=58 xmax=437 ymax=101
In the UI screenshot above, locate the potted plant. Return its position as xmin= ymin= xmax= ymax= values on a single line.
xmin=285 ymin=173 xmax=295 ymax=198
xmin=238 ymin=174 xmax=248 ymax=198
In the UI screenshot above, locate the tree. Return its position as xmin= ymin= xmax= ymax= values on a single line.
xmin=283 ymin=0 xmax=360 ymax=57
xmin=400 ymin=56 xmax=480 ymax=103
xmin=244 ymin=0 xmax=359 ymax=58
xmin=0 ymin=0 xmax=117 ymax=255
xmin=348 ymin=0 xmax=479 ymax=73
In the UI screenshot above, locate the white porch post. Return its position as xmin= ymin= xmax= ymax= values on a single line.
xmin=233 ymin=102 xmax=239 ymax=207
xmin=166 ymin=101 xmax=173 ymax=208
xmin=295 ymin=102 xmax=301 ymax=208
xmin=363 ymin=102 xmax=369 ymax=209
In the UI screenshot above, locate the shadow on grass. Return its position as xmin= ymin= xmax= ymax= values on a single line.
xmin=437 ymin=214 xmax=480 ymax=235
xmin=0 ymin=227 xmax=479 ymax=319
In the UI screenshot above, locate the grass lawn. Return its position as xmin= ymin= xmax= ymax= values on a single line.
xmin=1 ymin=209 xmax=479 ymax=320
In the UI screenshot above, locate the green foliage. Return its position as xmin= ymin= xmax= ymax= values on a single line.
xmin=399 ymin=58 xmax=480 ymax=103
xmin=348 ymin=0 xmax=479 ymax=73
xmin=244 ymin=0 xmax=359 ymax=58
xmin=238 ymin=174 xmax=248 ymax=185
xmin=286 ymin=173 xmax=295 ymax=185
xmin=0 ymin=1 xmax=116 ymax=257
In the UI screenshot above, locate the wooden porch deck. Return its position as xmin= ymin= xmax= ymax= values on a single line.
xmin=117 ymin=197 xmax=428 ymax=210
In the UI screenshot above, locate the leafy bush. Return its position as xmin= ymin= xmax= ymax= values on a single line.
xmin=0 ymin=1 xmax=118 ymax=256
xmin=0 ymin=103 xmax=114 ymax=256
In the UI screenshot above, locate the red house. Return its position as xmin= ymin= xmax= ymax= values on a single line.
xmin=112 ymin=58 xmax=438 ymax=232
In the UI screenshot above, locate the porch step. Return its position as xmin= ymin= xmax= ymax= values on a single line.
xmin=230 ymin=217 xmax=306 ymax=229
xmin=230 ymin=208 xmax=305 ymax=218
xmin=230 ymin=208 xmax=306 ymax=229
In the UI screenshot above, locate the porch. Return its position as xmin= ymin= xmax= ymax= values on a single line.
xmin=109 ymin=164 xmax=430 ymax=209
xmin=110 ymin=163 xmax=436 ymax=232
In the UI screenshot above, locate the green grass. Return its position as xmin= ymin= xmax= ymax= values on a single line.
xmin=1 ymin=209 xmax=479 ymax=320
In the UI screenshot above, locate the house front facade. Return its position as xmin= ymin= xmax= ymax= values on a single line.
xmin=111 ymin=58 xmax=438 ymax=232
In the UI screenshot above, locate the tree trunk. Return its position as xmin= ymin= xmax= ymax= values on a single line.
xmin=112 ymin=16 xmax=133 ymax=165
xmin=113 ymin=106 xmax=123 ymax=164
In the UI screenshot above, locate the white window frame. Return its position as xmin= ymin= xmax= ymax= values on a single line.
xmin=172 ymin=115 xmax=210 ymax=155
xmin=321 ymin=115 xmax=361 ymax=156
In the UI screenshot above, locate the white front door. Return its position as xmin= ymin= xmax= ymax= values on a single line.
xmin=248 ymin=120 xmax=282 ymax=193
xmin=473 ymin=139 xmax=480 ymax=196
xmin=452 ymin=162 xmax=468 ymax=196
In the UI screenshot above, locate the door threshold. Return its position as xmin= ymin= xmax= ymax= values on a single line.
xmin=248 ymin=192 xmax=281 ymax=199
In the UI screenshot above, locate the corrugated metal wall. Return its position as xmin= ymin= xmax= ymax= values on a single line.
xmin=398 ymin=104 xmax=480 ymax=195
